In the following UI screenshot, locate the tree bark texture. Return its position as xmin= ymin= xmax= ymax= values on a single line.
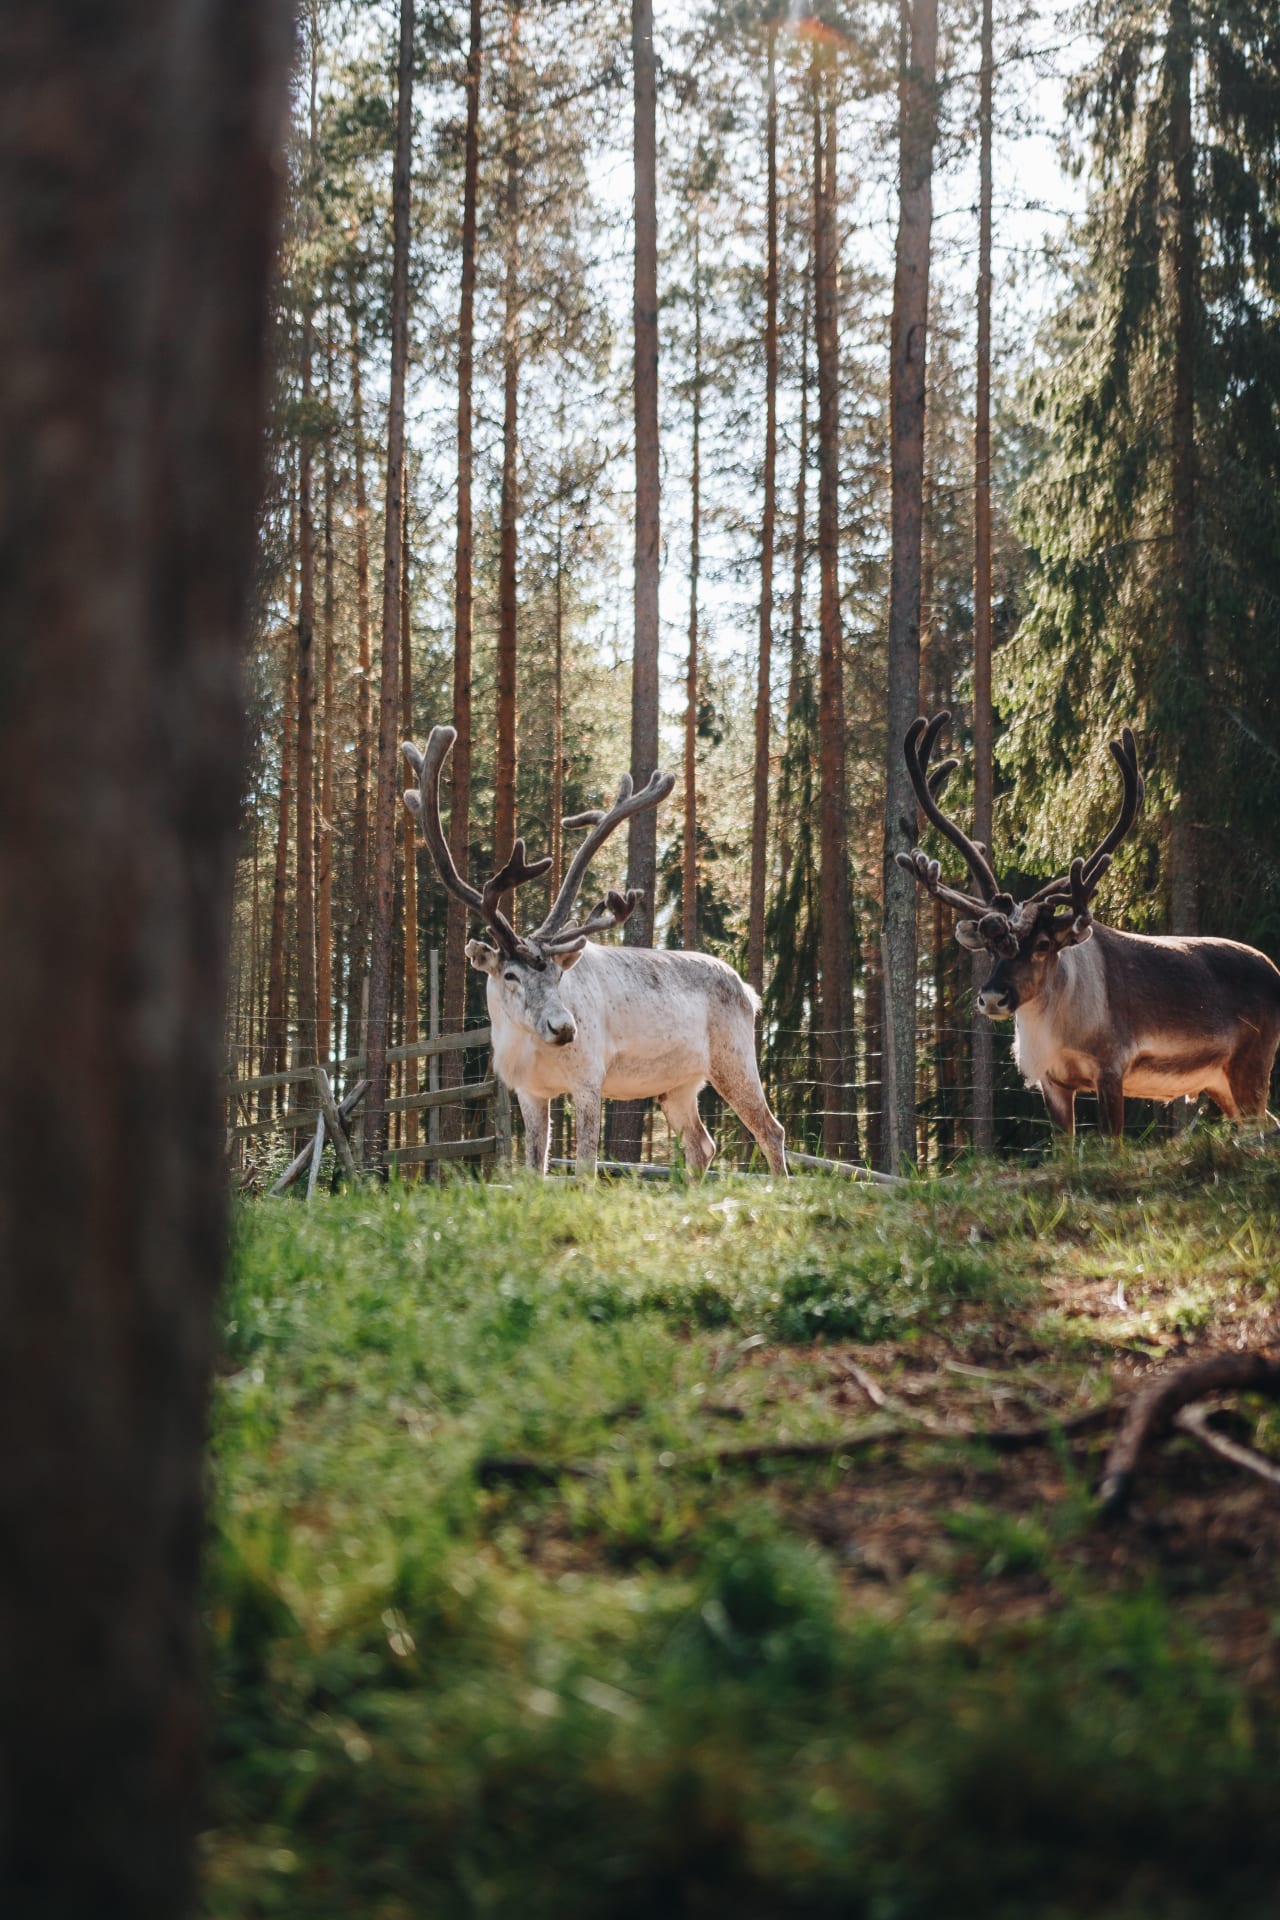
xmin=0 ymin=4 xmax=289 ymax=1912
xmin=882 ymin=0 xmax=938 ymax=1170
xmin=401 ymin=472 xmax=419 ymax=1154
xmin=318 ymin=315 xmax=337 ymax=1068
xmin=814 ymin=60 xmax=856 ymax=1162
xmin=346 ymin=287 xmax=373 ymax=1060
xmin=970 ymin=0 xmax=995 ymax=1150
xmin=495 ymin=0 xmax=521 ymax=917
xmin=1167 ymin=0 xmax=1201 ymax=936
xmin=443 ymin=0 xmax=482 ymax=1138
xmin=262 ymin=650 xmax=294 ymax=1112
xmin=748 ymin=28 xmax=779 ymax=999
xmin=614 ymin=0 xmax=661 ymax=1161
xmin=363 ymin=0 xmax=414 ymax=1171
xmin=683 ymin=215 xmax=701 ymax=954
xmin=295 ymin=297 xmax=319 ymax=1067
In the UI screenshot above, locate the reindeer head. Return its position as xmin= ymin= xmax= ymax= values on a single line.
xmin=895 ymin=712 xmax=1145 ymax=1017
xmin=403 ymin=726 xmax=674 ymax=1047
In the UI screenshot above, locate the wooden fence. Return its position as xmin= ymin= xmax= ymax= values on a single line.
xmin=225 ymin=1027 xmax=512 ymax=1191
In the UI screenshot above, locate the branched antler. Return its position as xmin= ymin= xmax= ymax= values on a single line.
xmin=530 ymin=768 xmax=675 ymax=948
xmin=405 ymin=727 xmax=673 ymax=963
xmin=403 ymin=728 xmax=539 ymax=961
xmin=894 ymin=712 xmax=1016 ymax=932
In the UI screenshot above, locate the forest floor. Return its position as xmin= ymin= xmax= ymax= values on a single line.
xmin=204 ymin=1131 xmax=1280 ymax=1919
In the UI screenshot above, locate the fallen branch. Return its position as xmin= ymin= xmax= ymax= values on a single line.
xmin=787 ymin=1150 xmax=906 ymax=1187
xmin=1099 ymin=1347 xmax=1280 ymax=1516
xmin=270 ymin=1078 xmax=368 ymax=1195
xmin=1173 ymin=1400 xmax=1280 ymax=1492
xmin=475 ymin=1399 xmax=1123 ymax=1489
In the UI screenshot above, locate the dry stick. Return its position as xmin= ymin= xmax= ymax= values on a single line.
xmin=271 ymin=1079 xmax=368 ymax=1194
xmin=312 ymin=1065 xmax=358 ymax=1183
xmin=1099 ymin=1346 xmax=1280 ymax=1515
xmin=475 ymin=1400 xmax=1125 ymax=1489
xmin=788 ymin=1149 xmax=905 ymax=1188
xmin=305 ymin=1110 xmax=327 ymax=1200
xmin=1174 ymin=1400 xmax=1280 ymax=1491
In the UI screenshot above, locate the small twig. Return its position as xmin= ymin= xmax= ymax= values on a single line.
xmin=833 ymin=1356 xmax=896 ymax=1410
xmin=1099 ymin=1347 xmax=1280 ymax=1516
xmin=1173 ymin=1400 xmax=1280 ymax=1491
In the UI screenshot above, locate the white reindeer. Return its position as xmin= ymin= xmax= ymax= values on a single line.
xmin=402 ymin=727 xmax=787 ymax=1177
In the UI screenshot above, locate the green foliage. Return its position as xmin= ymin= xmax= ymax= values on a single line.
xmin=1004 ymin=2 xmax=1280 ymax=947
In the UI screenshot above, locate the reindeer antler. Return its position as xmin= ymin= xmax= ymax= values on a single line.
xmin=894 ymin=711 xmax=1014 ymax=919
xmin=1026 ymin=726 xmax=1145 ymax=914
xmin=403 ymin=728 xmax=539 ymax=962
xmin=530 ymin=768 xmax=675 ymax=948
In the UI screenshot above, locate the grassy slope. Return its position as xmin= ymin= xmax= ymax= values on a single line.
xmin=205 ymin=1135 xmax=1280 ymax=1919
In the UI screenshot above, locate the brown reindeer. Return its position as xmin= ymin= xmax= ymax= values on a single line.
xmin=896 ymin=713 xmax=1280 ymax=1136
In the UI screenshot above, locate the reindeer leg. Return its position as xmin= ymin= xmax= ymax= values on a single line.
xmin=1040 ymin=1075 xmax=1075 ymax=1137
xmin=659 ymin=1082 xmax=716 ymax=1176
xmin=1096 ymin=1072 xmax=1126 ymax=1138
xmin=573 ymin=1088 xmax=602 ymax=1178
xmin=517 ymin=1091 xmax=551 ymax=1174
xmin=709 ymin=1033 xmax=787 ymax=1176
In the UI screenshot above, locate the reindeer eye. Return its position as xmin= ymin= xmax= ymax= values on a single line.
xmin=503 ymin=971 xmax=519 ymax=984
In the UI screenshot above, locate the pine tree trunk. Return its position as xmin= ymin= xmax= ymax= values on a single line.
xmin=613 ymin=0 xmax=661 ymax=1161
xmin=881 ymin=0 xmax=938 ymax=1170
xmin=443 ymin=0 xmax=482 ymax=1138
xmin=1167 ymin=0 xmax=1201 ymax=935
xmin=401 ymin=472 xmax=420 ymax=1155
xmin=295 ymin=297 xmax=318 ymax=1067
xmin=363 ymin=0 xmax=415 ymax=1171
xmin=683 ymin=215 xmax=701 ymax=954
xmin=262 ymin=650 xmax=294 ymax=1116
xmin=495 ymin=0 xmax=521 ymax=915
xmin=318 ymin=310 xmax=336 ymax=1069
xmin=970 ymin=0 xmax=995 ymax=1149
xmin=813 ymin=57 xmax=856 ymax=1162
xmin=346 ymin=288 xmax=373 ymax=1061
xmin=778 ymin=264 xmax=809 ymax=911
xmin=552 ymin=453 xmax=566 ymax=900
xmin=748 ymin=27 xmax=779 ymax=997
xmin=0 ymin=5 xmax=288 ymax=1908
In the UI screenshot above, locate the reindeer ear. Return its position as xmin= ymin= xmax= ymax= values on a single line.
xmin=955 ymin=919 xmax=987 ymax=952
xmin=1056 ymin=916 xmax=1093 ymax=948
xmin=554 ymin=942 xmax=585 ymax=970
xmin=465 ymin=939 xmax=500 ymax=975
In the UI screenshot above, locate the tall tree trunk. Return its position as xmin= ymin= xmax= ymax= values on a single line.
xmin=881 ymin=0 xmax=938 ymax=1170
xmin=683 ymin=213 xmax=701 ymax=954
xmin=401 ymin=469 xmax=419 ymax=1154
xmin=494 ymin=0 xmax=522 ymax=917
xmin=814 ymin=56 xmax=856 ymax=1162
xmin=346 ymin=286 xmax=373 ymax=1061
xmin=613 ymin=0 xmax=661 ymax=1161
xmin=970 ymin=0 xmax=995 ymax=1150
xmin=363 ymin=0 xmax=415 ymax=1171
xmin=318 ymin=308 xmax=336 ymax=1068
xmin=1167 ymin=0 xmax=1200 ymax=935
xmin=551 ymin=434 xmax=566 ymax=900
xmin=779 ymin=262 xmax=810 ymax=910
xmin=443 ymin=0 xmax=482 ymax=1136
xmin=262 ymin=648 xmax=294 ymax=1114
xmin=748 ymin=27 xmax=779 ymax=998
xmin=0 ymin=5 xmax=288 ymax=1909
xmin=294 ymin=44 xmax=319 ymax=1071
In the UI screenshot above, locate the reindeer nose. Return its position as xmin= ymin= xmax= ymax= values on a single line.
xmin=549 ymin=1016 xmax=576 ymax=1047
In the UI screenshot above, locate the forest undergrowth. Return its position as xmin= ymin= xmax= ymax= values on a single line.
xmin=205 ymin=1133 xmax=1280 ymax=1918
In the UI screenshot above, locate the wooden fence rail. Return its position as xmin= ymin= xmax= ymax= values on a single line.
xmin=226 ymin=1027 xmax=508 ymax=1190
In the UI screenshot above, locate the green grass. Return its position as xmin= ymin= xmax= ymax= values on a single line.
xmin=204 ymin=1141 xmax=1280 ymax=1919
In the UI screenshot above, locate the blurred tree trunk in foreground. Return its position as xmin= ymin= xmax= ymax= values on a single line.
xmin=0 ymin=3 xmax=289 ymax=1913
